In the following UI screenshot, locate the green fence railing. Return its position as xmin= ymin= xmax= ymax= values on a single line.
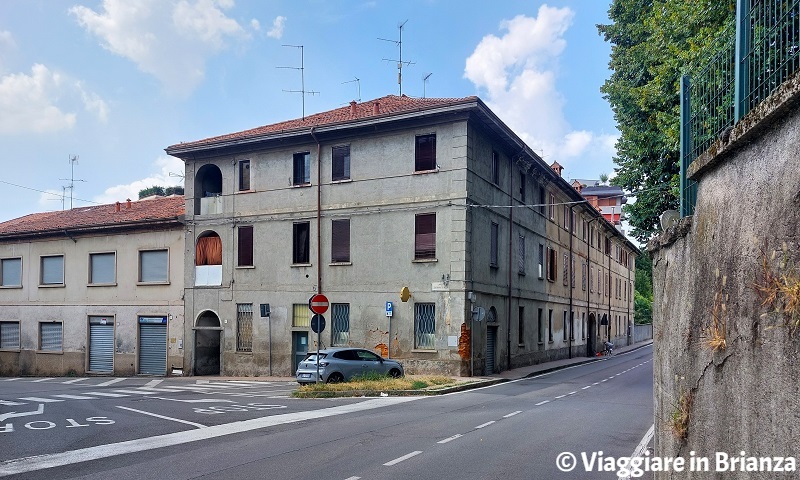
xmin=680 ymin=0 xmax=800 ymax=217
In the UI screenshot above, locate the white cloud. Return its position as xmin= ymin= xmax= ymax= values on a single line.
xmin=250 ymin=18 xmax=261 ymax=31
xmin=464 ymin=5 xmax=614 ymax=172
xmin=93 ymin=156 xmax=185 ymax=204
xmin=267 ymin=16 xmax=286 ymax=39
xmin=0 ymin=30 xmax=15 ymax=50
xmin=70 ymin=0 xmax=249 ymax=95
xmin=0 ymin=64 xmax=109 ymax=134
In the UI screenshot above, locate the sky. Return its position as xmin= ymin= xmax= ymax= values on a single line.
xmin=0 ymin=0 xmax=619 ymax=223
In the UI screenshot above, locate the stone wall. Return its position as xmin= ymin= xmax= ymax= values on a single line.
xmin=648 ymin=73 xmax=800 ymax=478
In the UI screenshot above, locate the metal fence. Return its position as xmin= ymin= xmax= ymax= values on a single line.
xmin=681 ymin=0 xmax=800 ymax=216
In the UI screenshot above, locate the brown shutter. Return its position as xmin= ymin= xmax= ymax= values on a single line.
xmin=415 ymin=135 xmax=436 ymax=171
xmin=415 ymin=213 xmax=436 ymax=259
xmin=196 ymin=235 xmax=222 ymax=266
xmin=331 ymin=219 xmax=350 ymax=263
xmin=238 ymin=226 xmax=254 ymax=267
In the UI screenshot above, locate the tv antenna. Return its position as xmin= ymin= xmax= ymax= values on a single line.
xmin=379 ymin=20 xmax=415 ymax=95
xmin=422 ymin=72 xmax=433 ymax=98
xmin=342 ymin=77 xmax=361 ymax=102
xmin=277 ymin=44 xmax=319 ymax=120
xmin=59 ymin=154 xmax=86 ymax=209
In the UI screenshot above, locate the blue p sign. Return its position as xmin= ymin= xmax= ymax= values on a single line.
xmin=385 ymin=301 xmax=393 ymax=317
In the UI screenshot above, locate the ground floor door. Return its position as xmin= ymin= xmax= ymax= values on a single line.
xmin=139 ymin=317 xmax=167 ymax=375
xmin=88 ymin=316 xmax=114 ymax=373
xmin=195 ymin=329 xmax=221 ymax=376
xmin=292 ymin=332 xmax=309 ymax=374
xmin=486 ymin=326 xmax=497 ymax=375
xmin=587 ymin=314 xmax=596 ymax=357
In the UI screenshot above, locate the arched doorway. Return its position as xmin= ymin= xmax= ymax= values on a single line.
xmin=587 ymin=313 xmax=596 ymax=357
xmin=194 ymin=310 xmax=222 ymax=375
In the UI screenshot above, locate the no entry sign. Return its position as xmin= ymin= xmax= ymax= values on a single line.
xmin=308 ymin=294 xmax=329 ymax=314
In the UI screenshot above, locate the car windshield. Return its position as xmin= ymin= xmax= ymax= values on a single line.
xmin=303 ymin=353 xmax=327 ymax=362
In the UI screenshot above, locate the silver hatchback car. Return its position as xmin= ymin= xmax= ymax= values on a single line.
xmin=296 ymin=348 xmax=404 ymax=384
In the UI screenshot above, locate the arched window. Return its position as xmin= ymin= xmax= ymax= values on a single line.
xmin=195 ymin=164 xmax=223 ymax=215
xmin=195 ymin=231 xmax=222 ymax=286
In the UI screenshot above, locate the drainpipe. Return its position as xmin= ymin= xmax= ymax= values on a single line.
xmin=506 ymin=156 xmax=513 ymax=372
xmin=310 ymin=127 xmax=322 ymax=294
xmin=568 ymin=206 xmax=574 ymax=359
xmin=607 ymin=235 xmax=612 ymax=343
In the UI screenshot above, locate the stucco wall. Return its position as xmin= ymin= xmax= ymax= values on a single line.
xmin=649 ymin=79 xmax=800 ymax=477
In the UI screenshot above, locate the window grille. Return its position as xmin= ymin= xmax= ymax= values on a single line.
xmin=414 ymin=303 xmax=435 ymax=349
xmin=40 ymin=322 xmax=62 ymax=351
xmin=236 ymin=304 xmax=253 ymax=352
xmin=331 ymin=303 xmax=350 ymax=346
xmin=0 ymin=322 xmax=20 ymax=349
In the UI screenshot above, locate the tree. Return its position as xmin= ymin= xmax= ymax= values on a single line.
xmin=598 ymin=1 xmax=734 ymax=243
xmin=138 ymin=186 xmax=184 ymax=199
xmin=634 ymin=252 xmax=653 ymax=324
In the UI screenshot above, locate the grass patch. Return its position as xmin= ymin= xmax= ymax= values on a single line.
xmin=292 ymin=375 xmax=458 ymax=397
xmin=754 ymin=242 xmax=800 ymax=336
xmin=668 ymin=389 xmax=693 ymax=442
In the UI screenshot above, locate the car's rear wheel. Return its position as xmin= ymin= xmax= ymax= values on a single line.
xmin=389 ymin=368 xmax=403 ymax=378
xmin=327 ymin=372 xmax=344 ymax=383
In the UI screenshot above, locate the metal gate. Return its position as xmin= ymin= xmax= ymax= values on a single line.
xmin=139 ymin=317 xmax=167 ymax=375
xmin=88 ymin=316 xmax=114 ymax=373
xmin=486 ymin=326 xmax=497 ymax=374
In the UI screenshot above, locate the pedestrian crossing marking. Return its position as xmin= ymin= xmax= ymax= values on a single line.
xmin=95 ymin=378 xmax=126 ymax=387
xmin=61 ymin=378 xmax=89 ymax=384
xmin=18 ymin=397 xmax=64 ymax=403
xmin=0 ymin=400 xmax=26 ymax=406
xmin=52 ymin=394 xmax=97 ymax=400
xmin=84 ymin=392 xmax=129 ymax=398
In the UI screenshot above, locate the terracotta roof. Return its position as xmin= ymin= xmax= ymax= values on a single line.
xmin=0 ymin=196 xmax=185 ymax=237
xmin=167 ymin=94 xmax=478 ymax=152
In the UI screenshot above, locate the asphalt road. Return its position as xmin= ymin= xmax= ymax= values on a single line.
xmin=1 ymin=345 xmax=653 ymax=479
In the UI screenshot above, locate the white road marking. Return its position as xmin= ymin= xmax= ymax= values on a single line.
xmin=535 ymin=400 xmax=550 ymax=406
xmin=223 ymin=381 xmax=271 ymax=385
xmin=61 ymin=378 xmax=89 ymax=384
xmin=143 ymin=380 xmax=163 ymax=388
xmin=344 ymin=477 xmax=361 ymax=480
xmin=84 ymin=392 xmax=128 ymax=398
xmin=137 ymin=388 xmax=186 ymax=393
xmin=0 ymin=397 xmax=420 ymax=477
xmin=0 ymin=401 xmax=25 ymax=406
xmin=18 ymin=397 xmax=63 ymax=403
xmin=581 ymin=386 xmax=591 ymax=390
xmin=555 ymin=395 xmax=566 ymax=399
xmin=383 ymin=451 xmax=422 ymax=466
xmin=437 ymin=434 xmax=463 ymax=444
xmin=195 ymin=380 xmax=210 ymax=384
xmin=601 ymin=379 xmax=608 ymax=382
xmin=1 ymin=378 xmax=21 ymax=382
xmin=0 ymin=404 xmax=44 ymax=422
xmin=503 ymin=411 xmax=522 ymax=418
xmin=475 ymin=421 xmax=495 ymax=429
xmin=617 ymin=424 xmax=655 ymax=480
xmin=51 ymin=394 xmax=97 ymax=400
xmin=592 ymin=382 xmax=599 ymax=385
xmin=567 ymin=391 xmax=577 ymax=396
xmin=116 ymin=406 xmax=206 ymax=428
xmin=30 ymin=378 xmax=53 ymax=383
xmin=95 ymin=378 xmax=126 ymax=387
xmin=153 ymin=398 xmax=234 ymax=403
xmin=112 ymin=389 xmax=158 ymax=395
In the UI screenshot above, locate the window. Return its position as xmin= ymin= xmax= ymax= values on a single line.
xmin=563 ymin=311 xmax=568 ymax=341
xmin=239 ymin=160 xmax=251 ymax=191
xmin=607 ymin=273 xmax=611 ymax=297
xmin=563 ymin=253 xmax=568 ymax=286
xmin=415 ymin=134 xmax=436 ymax=171
xmin=293 ymin=222 xmax=310 ymax=264
xmin=40 ymin=255 xmax=64 ymax=285
xmin=331 ymin=219 xmax=350 ymax=263
xmin=89 ymin=252 xmax=116 ymax=285
xmin=583 ymin=220 xmax=588 ymax=241
xmin=490 ymin=222 xmax=499 ymax=267
xmin=582 ymin=314 xmax=586 ymax=340
xmin=331 ymin=303 xmax=350 ymax=346
xmin=547 ymin=247 xmax=557 ymax=282
xmin=548 ymin=309 xmax=553 ymax=342
xmin=520 ymin=172 xmax=526 ymax=202
xmin=332 ymin=145 xmax=351 ymax=181
xmin=548 ymin=193 xmax=555 ymax=219
xmin=292 ymin=304 xmax=310 ymax=327
xmin=1 ymin=257 xmax=22 ymax=287
xmin=538 ymin=185 xmax=546 ymax=215
xmin=238 ymin=226 xmax=254 ymax=267
xmin=236 ymin=304 xmax=253 ymax=352
xmin=582 ymin=262 xmax=587 ymax=291
xmin=570 ymin=311 xmax=575 ymax=341
xmin=414 ymin=303 xmax=435 ymax=349
xmin=139 ymin=249 xmax=169 ymax=283
xmin=563 ymin=205 xmax=570 ymax=229
xmin=0 ymin=321 xmax=20 ymax=349
xmin=491 ymin=150 xmax=499 ymax=184
xmin=518 ymin=235 xmax=525 ymax=274
xmin=538 ymin=244 xmax=544 ymax=279
xmin=590 ymin=226 xmax=595 ymax=247
xmin=293 ymin=152 xmax=311 ymax=185
xmin=537 ymin=308 xmax=544 ymax=344
xmin=414 ymin=213 xmax=436 ymax=260
xmin=570 ymin=255 xmax=575 ymax=288
xmin=598 ymin=269 xmax=602 ymax=297
xmin=518 ymin=306 xmax=525 ymax=345
xmin=590 ymin=266 xmax=594 ymax=292
xmin=40 ymin=322 xmax=62 ymax=351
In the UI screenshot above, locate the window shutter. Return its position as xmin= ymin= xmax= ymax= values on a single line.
xmin=41 ymin=256 xmax=63 ymax=285
xmin=490 ymin=223 xmax=499 ymax=266
xmin=415 ymin=135 xmax=436 ymax=171
xmin=140 ymin=250 xmax=168 ymax=282
xmin=414 ymin=213 xmax=436 ymax=259
xmin=331 ymin=219 xmax=350 ymax=263
xmin=238 ymin=226 xmax=254 ymax=267
xmin=1 ymin=258 xmax=21 ymax=286
xmin=90 ymin=253 xmax=115 ymax=284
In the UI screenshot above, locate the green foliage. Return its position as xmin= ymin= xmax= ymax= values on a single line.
xmin=634 ymin=252 xmax=653 ymax=324
xmin=138 ymin=185 xmax=184 ymax=199
xmin=635 ymin=291 xmax=653 ymax=325
xmin=598 ymin=0 xmax=735 ymax=243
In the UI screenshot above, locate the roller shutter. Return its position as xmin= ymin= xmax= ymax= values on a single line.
xmin=139 ymin=317 xmax=167 ymax=375
xmin=88 ymin=317 xmax=114 ymax=373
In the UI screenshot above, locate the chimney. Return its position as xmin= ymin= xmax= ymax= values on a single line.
xmin=126 ymin=198 xmax=132 ymax=209
xmin=571 ymin=179 xmax=583 ymax=193
xmin=550 ymin=161 xmax=563 ymax=177
xmin=373 ymin=101 xmax=381 ymax=115
xmin=115 ymin=201 xmax=121 ymax=212
xmin=350 ymin=101 xmax=357 ymax=116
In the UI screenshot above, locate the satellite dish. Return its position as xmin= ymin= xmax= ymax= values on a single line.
xmin=660 ymin=210 xmax=680 ymax=230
